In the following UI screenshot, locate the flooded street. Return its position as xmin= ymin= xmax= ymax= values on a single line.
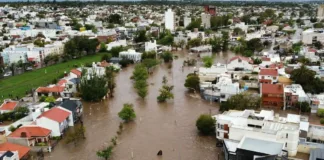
xmin=46 ymin=51 xmax=226 ymax=160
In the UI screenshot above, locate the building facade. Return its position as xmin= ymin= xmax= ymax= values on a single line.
xmin=164 ymin=9 xmax=175 ymax=31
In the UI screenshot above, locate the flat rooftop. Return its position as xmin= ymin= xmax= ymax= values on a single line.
xmin=238 ymin=137 xmax=284 ymax=155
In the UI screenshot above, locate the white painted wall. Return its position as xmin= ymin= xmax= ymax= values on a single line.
xmin=164 ymin=9 xmax=174 ymax=31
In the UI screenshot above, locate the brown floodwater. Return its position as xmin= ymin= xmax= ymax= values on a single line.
xmin=44 ymin=51 xmax=230 ymax=160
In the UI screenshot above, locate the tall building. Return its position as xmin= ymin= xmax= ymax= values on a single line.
xmin=204 ymin=5 xmax=216 ymax=16
xmin=201 ymin=13 xmax=211 ymax=29
xmin=317 ymin=5 xmax=324 ymax=20
xmin=164 ymin=9 xmax=175 ymax=31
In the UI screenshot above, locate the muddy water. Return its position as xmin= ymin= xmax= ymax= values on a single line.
xmin=45 ymin=51 xmax=233 ymax=160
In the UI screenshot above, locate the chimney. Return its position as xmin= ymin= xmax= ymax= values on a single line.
xmin=20 ymin=132 xmax=27 ymax=138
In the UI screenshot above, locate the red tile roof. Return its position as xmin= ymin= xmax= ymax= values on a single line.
xmin=36 ymin=86 xmax=64 ymax=93
xmin=229 ymin=56 xmax=253 ymax=64
xmin=38 ymin=107 xmax=70 ymax=123
xmin=262 ymin=84 xmax=284 ymax=94
xmin=0 ymin=142 xmax=30 ymax=159
xmin=0 ymin=101 xmax=18 ymax=111
xmin=8 ymin=126 xmax=51 ymax=138
xmin=70 ymin=69 xmax=82 ymax=77
xmin=259 ymin=68 xmax=278 ymax=76
xmin=308 ymin=48 xmax=317 ymax=53
xmin=269 ymin=63 xmax=284 ymax=69
xmin=261 ymin=57 xmax=271 ymax=61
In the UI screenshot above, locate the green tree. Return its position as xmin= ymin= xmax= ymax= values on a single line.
xmin=314 ymin=41 xmax=323 ymax=50
xmin=99 ymin=42 xmax=107 ymax=52
xmin=196 ymin=114 xmax=215 ymax=135
xmin=313 ymin=23 xmax=324 ymax=28
xmin=184 ymin=73 xmax=200 ymax=91
xmin=247 ymin=38 xmax=263 ymax=52
xmin=105 ymin=66 xmax=116 ymax=97
xmin=221 ymin=31 xmax=229 ymax=51
xmin=142 ymin=59 xmax=159 ymax=71
xmin=297 ymin=101 xmax=311 ymax=113
xmin=209 ymin=36 xmax=222 ymax=53
xmin=101 ymin=53 xmax=112 ymax=62
xmin=108 ymin=14 xmax=122 ymax=24
xmin=186 ymin=18 xmax=202 ymax=31
xmin=202 ymin=56 xmax=213 ymax=68
xmin=80 ymin=73 xmax=108 ymax=102
xmin=134 ymin=30 xmax=148 ymax=43
xmin=233 ymin=27 xmax=244 ymax=36
xmin=187 ymin=38 xmax=202 ymax=48
xmin=220 ymin=92 xmax=261 ymax=112
xmin=157 ymin=76 xmax=174 ymax=102
xmin=118 ymin=103 xmax=136 ymax=122
xmin=132 ymin=64 xmax=149 ymax=98
xmin=97 ymin=145 xmax=113 ymax=160
xmin=161 ymin=51 xmax=173 ymax=63
xmin=45 ymin=96 xmax=56 ymax=103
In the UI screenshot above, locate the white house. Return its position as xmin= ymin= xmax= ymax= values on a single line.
xmin=201 ymin=13 xmax=211 ymax=29
xmin=214 ymin=109 xmax=300 ymax=156
xmin=1 ymin=46 xmax=45 ymax=64
xmin=227 ymin=56 xmax=253 ymax=71
xmin=164 ymin=9 xmax=175 ymax=31
xmin=259 ymin=68 xmax=279 ymax=84
xmin=189 ymin=45 xmax=212 ymax=58
xmin=302 ymin=29 xmax=324 ymax=45
xmin=36 ymin=107 xmax=73 ymax=137
xmin=119 ymin=49 xmax=142 ymax=62
xmin=202 ymin=76 xmax=240 ymax=102
xmin=198 ymin=63 xmax=228 ymax=82
xmin=144 ymin=40 xmax=162 ymax=53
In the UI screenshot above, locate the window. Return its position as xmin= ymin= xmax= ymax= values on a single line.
xmin=261 ymin=76 xmax=265 ymax=79
xmin=221 ymin=125 xmax=224 ymax=129
xmin=286 ymin=133 xmax=288 ymax=138
xmin=218 ymin=123 xmax=220 ymax=128
xmin=238 ymin=59 xmax=242 ymax=63
xmin=217 ymin=132 xmax=220 ymax=136
xmin=273 ymin=76 xmax=276 ymax=80
xmin=285 ymin=143 xmax=287 ymax=147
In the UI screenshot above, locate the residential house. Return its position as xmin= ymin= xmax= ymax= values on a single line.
xmin=198 ymin=63 xmax=228 ymax=82
xmin=70 ymin=69 xmax=82 ymax=78
xmin=259 ymin=68 xmax=279 ymax=84
xmin=308 ymin=94 xmax=324 ymax=113
xmin=189 ymin=45 xmax=212 ymax=58
xmin=119 ymin=49 xmax=142 ymax=62
xmin=7 ymin=126 xmax=51 ymax=147
xmin=201 ymin=76 xmax=240 ymax=102
xmin=284 ymin=84 xmax=310 ymax=110
xmin=0 ymin=100 xmax=18 ymax=114
xmin=261 ymin=83 xmax=284 ymax=108
xmin=35 ymin=85 xmax=65 ymax=97
xmin=214 ymin=109 xmax=300 ymax=156
xmin=107 ymin=40 xmax=127 ymax=51
xmin=1 ymin=46 xmax=45 ymax=65
xmin=144 ymin=40 xmax=162 ymax=54
xmin=223 ymin=137 xmax=287 ymax=160
xmin=58 ymin=98 xmax=83 ymax=122
xmin=36 ymin=107 xmax=73 ymax=137
xmin=226 ymin=56 xmax=253 ymax=71
xmin=302 ymin=29 xmax=324 ymax=45
xmin=0 ymin=142 xmax=30 ymax=160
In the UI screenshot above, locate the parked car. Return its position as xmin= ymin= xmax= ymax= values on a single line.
xmin=3 ymin=71 xmax=12 ymax=77
xmin=26 ymin=67 xmax=33 ymax=71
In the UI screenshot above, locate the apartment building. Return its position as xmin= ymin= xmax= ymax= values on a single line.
xmin=214 ymin=109 xmax=300 ymax=156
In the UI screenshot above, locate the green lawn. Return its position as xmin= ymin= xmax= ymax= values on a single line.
xmin=0 ymin=54 xmax=103 ymax=103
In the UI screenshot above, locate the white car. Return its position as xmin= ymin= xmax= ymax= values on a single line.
xmin=26 ymin=67 xmax=33 ymax=71
xmin=3 ymin=71 xmax=12 ymax=77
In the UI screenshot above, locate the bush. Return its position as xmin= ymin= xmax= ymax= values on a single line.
xmin=118 ymin=103 xmax=136 ymax=122
xmin=45 ymin=96 xmax=56 ymax=103
xmin=196 ymin=114 xmax=215 ymax=135
xmin=317 ymin=109 xmax=324 ymax=117
xmin=321 ymin=118 xmax=324 ymax=124
xmin=36 ymin=142 xmax=47 ymax=146
xmin=39 ymin=96 xmax=46 ymax=102
xmin=242 ymin=75 xmax=249 ymax=80
xmin=202 ymin=56 xmax=213 ymax=68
